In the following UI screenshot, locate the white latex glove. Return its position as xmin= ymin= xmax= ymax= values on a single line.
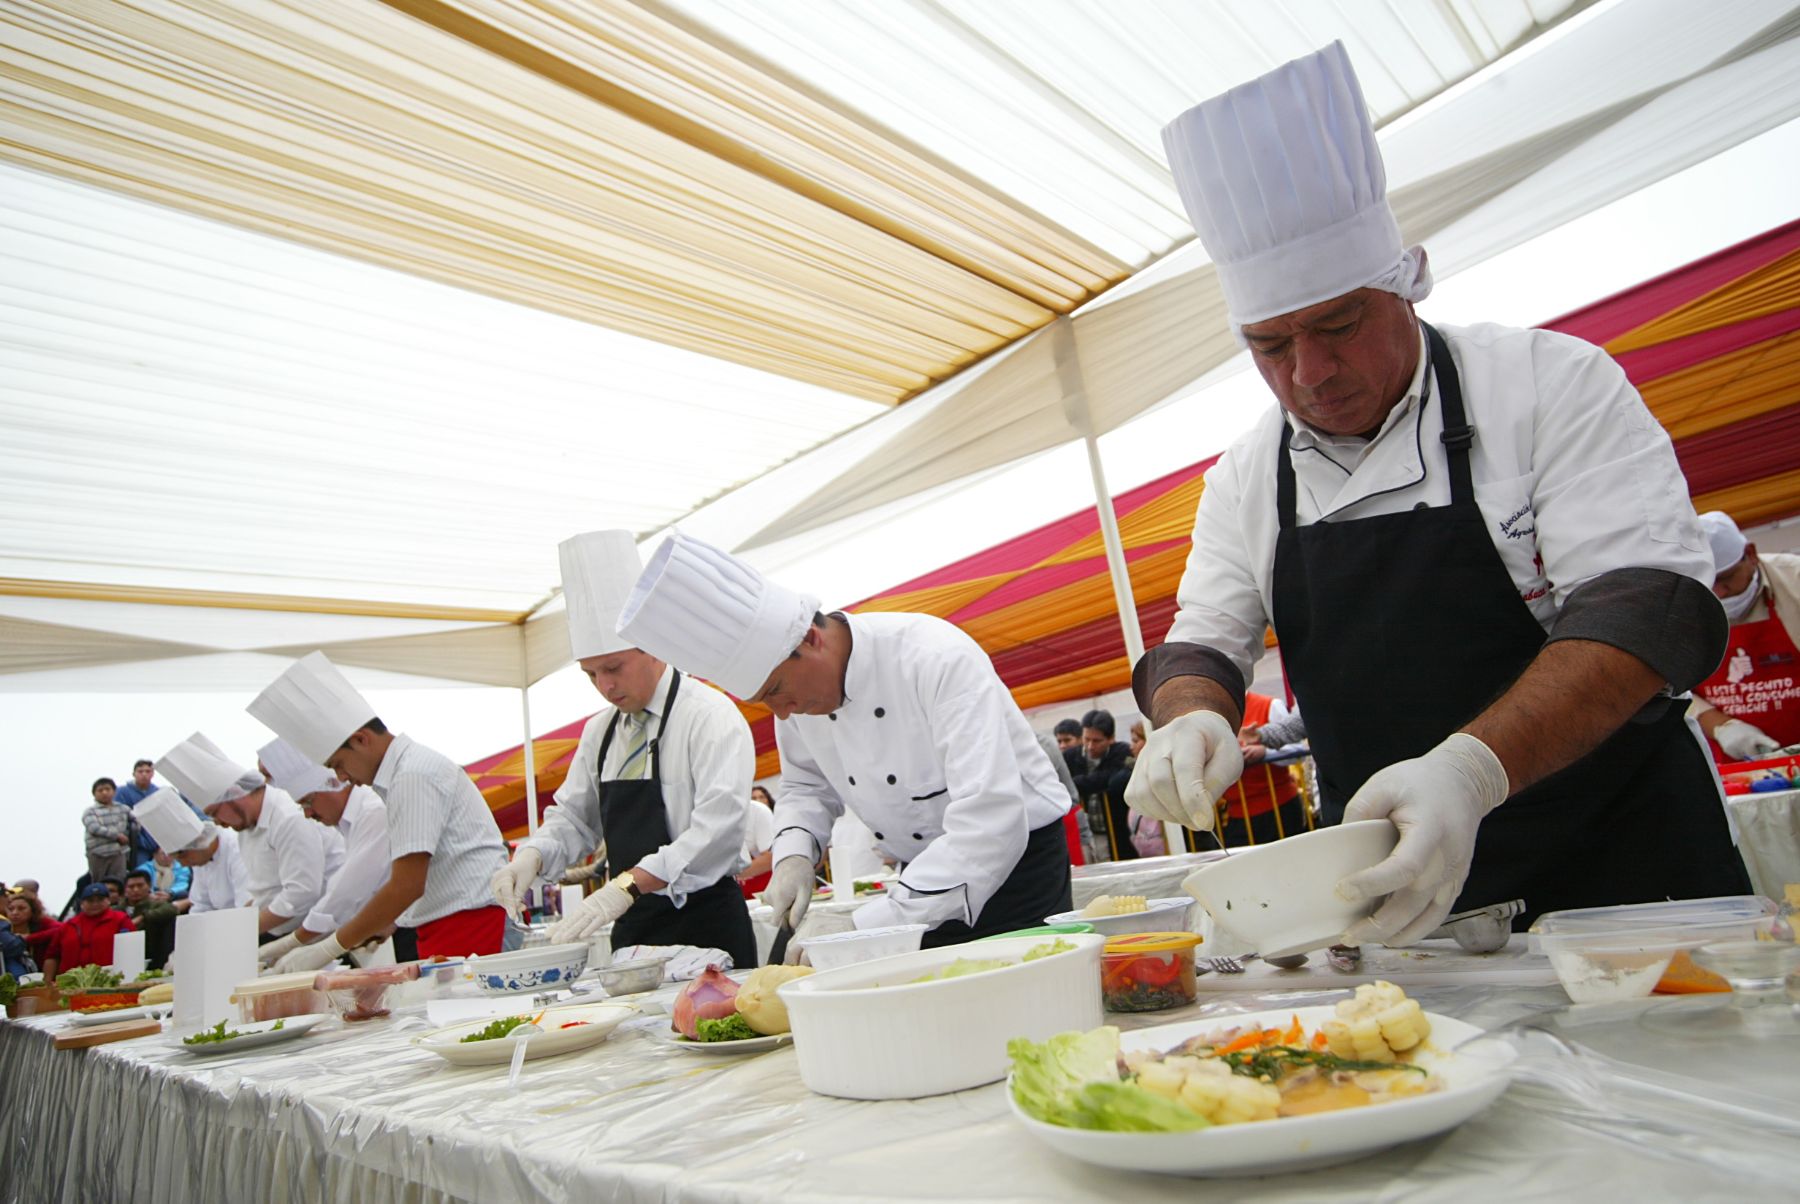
xmin=764 ymin=854 xmax=817 ymax=930
xmin=257 ymin=931 xmax=302 ymax=969
xmin=1336 ymin=733 xmax=1510 ymax=947
xmin=1714 ymin=717 xmax=1780 ymax=761
xmin=786 ymin=908 xmax=857 ymax=966
xmin=490 ymin=847 xmax=542 ymax=924
xmin=546 ymin=876 xmax=635 ymax=944
xmin=1124 ymin=710 xmax=1241 ymax=831
xmin=273 ymin=932 xmax=346 ymax=975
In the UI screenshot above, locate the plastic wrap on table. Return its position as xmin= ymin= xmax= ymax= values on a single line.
xmin=2 ymin=980 xmax=1797 ymax=1203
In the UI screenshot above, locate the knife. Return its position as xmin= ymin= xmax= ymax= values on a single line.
xmin=768 ymin=923 xmax=794 ymax=967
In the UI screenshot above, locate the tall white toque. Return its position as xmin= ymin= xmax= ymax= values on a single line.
xmin=560 ymin=530 xmax=642 ymax=660
xmin=247 ymin=651 xmax=378 ymax=765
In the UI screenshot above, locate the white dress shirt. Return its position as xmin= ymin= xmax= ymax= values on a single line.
xmin=770 ymin=612 xmax=1070 ymax=932
xmin=188 ymin=828 xmax=251 ymax=914
xmin=741 ymin=797 xmax=777 ymax=867
xmin=518 ymin=667 xmax=752 ymax=907
xmin=239 ymin=787 xmax=344 ymax=936
xmin=1167 ymin=322 xmax=1713 ymax=682
xmin=302 ymin=786 xmax=390 ymax=935
xmin=372 ymin=733 xmax=508 ymax=928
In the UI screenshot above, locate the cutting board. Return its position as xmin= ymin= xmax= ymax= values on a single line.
xmin=1193 ymin=938 xmax=1559 ymax=992
xmin=53 ymin=1017 xmax=164 ymax=1049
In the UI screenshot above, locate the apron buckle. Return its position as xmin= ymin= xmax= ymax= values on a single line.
xmin=1440 ymin=423 xmax=1475 ymax=451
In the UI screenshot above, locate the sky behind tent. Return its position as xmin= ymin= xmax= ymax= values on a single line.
xmin=6 ymin=116 xmax=1798 ymax=910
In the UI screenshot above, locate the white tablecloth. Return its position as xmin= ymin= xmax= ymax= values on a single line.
xmin=5 ymin=971 xmax=1796 ymax=1202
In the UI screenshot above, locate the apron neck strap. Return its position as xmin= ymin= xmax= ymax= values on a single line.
xmin=595 ymin=668 xmax=684 ymax=781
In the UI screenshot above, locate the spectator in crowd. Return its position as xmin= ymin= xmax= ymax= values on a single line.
xmin=49 ymin=882 xmax=136 ymax=972
xmin=1064 ymin=709 xmax=1138 ymax=862
xmin=1036 ymin=729 xmax=1097 ymax=865
xmin=1129 ymin=721 xmax=1148 ymax=758
xmin=102 ymin=877 xmax=124 ymax=909
xmin=135 ymin=848 xmax=193 ymax=906
xmin=5 ymin=889 xmax=61 ymax=972
xmin=736 ymin=786 xmax=778 ymax=898
xmin=120 ymin=869 xmax=178 ymax=970
xmin=82 ymin=776 xmax=133 ymax=885
xmin=1052 ymin=718 xmax=1082 ymax=752
xmin=1 ymin=910 xmax=32 ymax=978
xmin=113 ymin=758 xmax=163 ymax=864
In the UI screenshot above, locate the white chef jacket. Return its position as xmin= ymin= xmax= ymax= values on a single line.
xmin=188 ymin=828 xmax=251 ymax=914
xmin=302 ymin=786 xmax=390 ymax=935
xmin=741 ymin=797 xmax=776 ymax=867
xmin=238 ymin=787 xmax=344 ymax=936
xmin=1168 ymin=322 xmax=1713 ymax=682
xmin=372 ymin=733 xmax=508 ymax=927
xmin=770 ymin=612 xmax=1070 ymax=931
xmin=517 ymin=667 xmax=751 ymax=907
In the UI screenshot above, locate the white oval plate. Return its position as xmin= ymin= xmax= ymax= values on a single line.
xmin=1008 ymin=1004 xmax=1515 ymax=1177
xmin=414 ymin=1003 xmax=636 ymax=1067
xmin=174 ymin=1013 xmax=332 ymax=1057
xmin=67 ymin=1003 xmax=171 ymax=1028
xmin=667 ymin=1031 xmax=792 ymax=1055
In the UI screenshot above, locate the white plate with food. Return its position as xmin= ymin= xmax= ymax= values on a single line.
xmin=665 ymin=1031 xmax=793 ymax=1055
xmin=1007 ymin=991 xmax=1516 ymax=1177
xmin=414 ymin=1003 xmax=637 ymax=1067
xmin=174 ymin=1013 xmax=332 ymax=1057
xmin=67 ymin=1003 xmax=171 ymax=1028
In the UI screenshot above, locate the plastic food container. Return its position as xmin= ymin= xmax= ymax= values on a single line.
xmin=594 ymin=955 xmax=668 ymax=996
xmin=1100 ymin=932 xmax=1203 ymax=1012
xmin=66 ymin=986 xmax=145 ymax=1014
xmin=1045 ymin=897 xmax=1195 ymax=937
xmin=231 ymin=973 xmax=330 ymax=1022
xmin=794 ymin=923 xmax=927 ymax=970
xmin=779 ymin=933 xmax=1105 ymax=1099
xmin=313 ymin=963 xmax=421 ymax=1021
xmin=1529 ymin=895 xmax=1783 ymax=1004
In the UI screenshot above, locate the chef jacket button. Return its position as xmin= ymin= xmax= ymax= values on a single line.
xmin=848 ymin=776 xmax=856 ymax=786
xmin=886 ymin=774 xmax=897 ymax=785
xmin=828 ymin=712 xmax=837 ymax=721
xmin=874 ymin=706 xmax=885 ymax=718
xmin=874 ymin=832 xmax=884 ymax=840
xmin=911 ymin=832 xmax=923 ymax=841
xmin=1413 ymin=501 xmax=1428 ymax=511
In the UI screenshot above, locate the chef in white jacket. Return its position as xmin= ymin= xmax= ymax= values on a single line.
xmin=158 ymin=732 xmax=343 ymax=938
xmin=618 ymin=532 xmax=1073 ymax=952
xmin=490 ymin=531 xmax=757 ymax=967
xmin=134 ymin=789 xmax=251 ymax=915
xmin=255 ymin=737 xmax=393 ymax=971
xmin=1129 ymin=41 xmax=1749 ymax=945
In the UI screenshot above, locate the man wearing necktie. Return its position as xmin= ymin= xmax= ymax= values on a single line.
xmin=490 ymin=531 xmax=758 ymax=967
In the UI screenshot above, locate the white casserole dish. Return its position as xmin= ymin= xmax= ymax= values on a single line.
xmin=777 ymin=933 xmax=1105 ymax=1100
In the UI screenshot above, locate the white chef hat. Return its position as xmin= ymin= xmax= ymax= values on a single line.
xmin=134 ymin=787 xmax=205 ymax=853
xmin=183 ymin=821 xmax=222 ymax=854
xmin=559 ymin=529 xmax=642 ymax=660
xmin=157 ymin=732 xmax=262 ymax=808
xmin=247 ymin=651 xmax=377 ymax=765
xmin=258 ymin=736 xmax=338 ymax=800
xmin=616 ymin=531 xmax=821 ymax=700
xmin=1698 ymin=511 xmax=1749 ymax=576
xmin=1161 ymin=40 xmax=1431 ymax=331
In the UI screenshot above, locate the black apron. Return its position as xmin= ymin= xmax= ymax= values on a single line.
xmin=917 ymin=819 xmax=1073 ymax=949
xmin=1271 ymin=324 xmax=1748 ymax=927
xmin=595 ymin=671 xmax=758 ymax=968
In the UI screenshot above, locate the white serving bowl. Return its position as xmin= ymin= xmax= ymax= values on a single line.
xmin=468 ymin=942 xmax=590 ymax=994
xmin=794 ymin=923 xmax=927 ymax=970
xmin=1044 ymin=896 xmax=1197 ymax=937
xmin=778 ymin=933 xmax=1105 ymax=1100
xmin=1181 ymin=821 xmax=1398 ymax=958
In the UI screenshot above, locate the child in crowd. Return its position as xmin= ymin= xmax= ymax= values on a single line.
xmin=81 ymin=777 xmax=133 ymax=885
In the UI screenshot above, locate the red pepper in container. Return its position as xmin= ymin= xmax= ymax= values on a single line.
xmin=1100 ymin=932 xmax=1204 ymax=1012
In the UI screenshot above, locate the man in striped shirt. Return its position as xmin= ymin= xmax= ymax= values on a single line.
xmin=249 ymin=652 xmax=508 ymax=968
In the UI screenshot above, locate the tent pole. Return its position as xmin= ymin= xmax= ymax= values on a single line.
xmin=518 ymin=627 xmax=539 ymax=837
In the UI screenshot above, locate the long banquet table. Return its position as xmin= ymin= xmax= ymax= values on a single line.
xmin=4 ymin=966 xmax=1796 ymax=1203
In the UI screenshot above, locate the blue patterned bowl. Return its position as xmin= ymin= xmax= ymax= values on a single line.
xmin=469 ymin=943 xmax=590 ymax=994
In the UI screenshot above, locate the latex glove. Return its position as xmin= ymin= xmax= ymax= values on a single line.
xmin=1337 ymin=733 xmax=1510 ymax=947
xmin=1124 ymin=711 xmax=1241 ymax=831
xmin=764 ymin=854 xmax=817 ymax=931
xmin=1714 ymin=717 xmax=1780 ymax=761
xmin=273 ymin=932 xmax=346 ymax=975
xmin=547 ymin=876 xmax=635 ymax=944
xmin=490 ymin=847 xmax=542 ymax=924
xmin=257 ymin=931 xmax=302 ymax=969
xmin=786 ymin=908 xmax=857 ymax=966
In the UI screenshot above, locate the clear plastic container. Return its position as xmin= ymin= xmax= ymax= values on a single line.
xmin=312 ymin=962 xmax=421 ymax=1022
xmin=1100 ymin=931 xmax=1203 ymax=1012
xmin=232 ymin=972 xmax=330 ymax=1022
xmin=1528 ymin=895 xmax=1783 ymax=1004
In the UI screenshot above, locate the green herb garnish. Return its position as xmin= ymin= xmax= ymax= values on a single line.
xmin=459 ymin=1014 xmax=535 ymax=1044
xmin=56 ymin=964 xmax=125 ymax=994
xmin=182 ymin=1017 xmax=282 ymax=1046
xmin=1217 ymin=1045 xmax=1429 ymax=1080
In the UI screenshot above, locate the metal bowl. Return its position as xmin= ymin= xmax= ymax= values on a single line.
xmin=593 ymin=956 xmax=668 ymax=996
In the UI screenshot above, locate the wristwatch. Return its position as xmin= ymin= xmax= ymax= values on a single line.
xmin=613 ymin=875 xmax=641 ymax=900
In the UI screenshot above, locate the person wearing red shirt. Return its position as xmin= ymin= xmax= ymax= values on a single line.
xmin=5 ymin=890 xmax=61 ymax=972
xmin=50 ymin=883 xmax=136 ymax=972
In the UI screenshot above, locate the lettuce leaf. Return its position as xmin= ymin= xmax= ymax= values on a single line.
xmin=1009 ymin=1027 xmax=1210 ymax=1132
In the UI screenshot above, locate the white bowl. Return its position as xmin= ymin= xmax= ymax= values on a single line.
xmin=1181 ymin=821 xmax=1398 ymax=958
xmin=1045 ymin=897 xmax=1197 ymax=936
xmin=794 ymin=923 xmax=927 ymax=969
xmin=778 ymin=933 xmax=1105 ymax=1099
xmin=468 ymin=943 xmax=590 ymax=994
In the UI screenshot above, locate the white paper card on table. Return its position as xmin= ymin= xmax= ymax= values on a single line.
xmin=172 ymin=907 xmax=258 ymax=1031
xmin=559 ymin=884 xmax=584 ymax=918
xmin=110 ymin=930 xmax=147 ymax=980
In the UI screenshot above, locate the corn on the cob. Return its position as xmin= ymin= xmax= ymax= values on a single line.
xmin=1321 ymin=980 xmax=1430 ymax=1060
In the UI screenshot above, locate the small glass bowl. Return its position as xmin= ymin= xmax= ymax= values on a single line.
xmin=1640 ymin=940 xmax=1800 ymax=1039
